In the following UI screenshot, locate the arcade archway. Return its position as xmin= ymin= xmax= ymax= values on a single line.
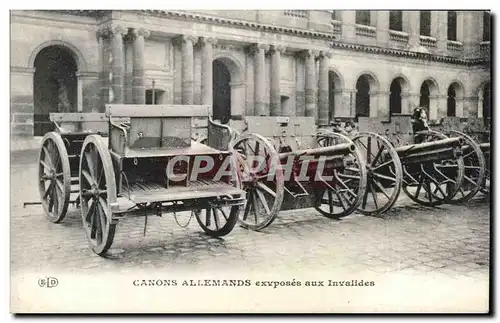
xmin=33 ymin=45 xmax=78 ymax=136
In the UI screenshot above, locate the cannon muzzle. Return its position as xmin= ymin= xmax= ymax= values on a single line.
xmin=278 ymin=142 xmax=355 ymax=160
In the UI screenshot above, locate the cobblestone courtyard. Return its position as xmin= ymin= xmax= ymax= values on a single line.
xmin=10 ymin=149 xmax=491 ymax=313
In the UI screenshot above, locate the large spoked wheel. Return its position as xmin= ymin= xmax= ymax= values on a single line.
xmin=79 ymin=135 xmax=118 ymax=256
xmin=401 ymin=131 xmax=465 ymax=207
xmin=480 ymin=147 xmax=490 ymax=196
xmin=230 ymin=133 xmax=284 ymax=231
xmin=195 ymin=153 xmax=242 ymax=236
xmin=38 ymin=132 xmax=71 ymax=223
xmin=446 ymin=130 xmax=486 ymax=203
xmin=314 ymin=131 xmax=367 ymax=219
xmin=351 ymin=132 xmax=403 ymax=216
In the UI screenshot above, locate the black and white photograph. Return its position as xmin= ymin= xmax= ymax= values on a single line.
xmin=8 ymin=6 xmax=492 ymax=314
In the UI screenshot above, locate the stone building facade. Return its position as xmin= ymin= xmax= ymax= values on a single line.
xmin=10 ymin=10 xmax=491 ymax=138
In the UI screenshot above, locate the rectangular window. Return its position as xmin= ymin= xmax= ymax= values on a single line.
xmin=420 ymin=11 xmax=431 ymax=36
xmin=331 ymin=10 xmax=340 ymax=20
xmin=356 ymin=10 xmax=371 ymax=26
xmin=483 ymin=11 xmax=491 ymax=41
xmin=389 ymin=10 xmax=403 ymax=31
xmin=447 ymin=11 xmax=457 ymax=41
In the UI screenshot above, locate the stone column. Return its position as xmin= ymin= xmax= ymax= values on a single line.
xmin=97 ymin=28 xmax=111 ymax=111
xmin=404 ymin=11 xmax=420 ymax=48
xmin=341 ymin=11 xmax=357 ymax=43
xmin=109 ymin=24 xmax=128 ymax=104
xmin=317 ymin=50 xmax=332 ymax=126
xmin=178 ymin=35 xmax=197 ymax=105
xmin=464 ymin=96 xmax=479 ymax=118
xmin=455 ymin=96 xmax=465 ymax=117
xmin=269 ymin=44 xmax=285 ymax=116
xmin=403 ymin=93 xmax=421 ymax=115
xmin=433 ymin=11 xmax=448 ymax=54
xmin=131 ymin=28 xmax=150 ymax=104
xmin=376 ymin=11 xmax=390 ymax=47
xmin=302 ymin=49 xmax=318 ymax=122
xmin=251 ymin=43 xmax=270 ymax=116
xmin=199 ymin=37 xmax=217 ymax=106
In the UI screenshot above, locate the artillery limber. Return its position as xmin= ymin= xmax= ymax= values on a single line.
xmin=429 ymin=117 xmax=490 ymax=198
xmin=32 ymin=112 xmax=110 ymax=223
xmin=323 ymin=114 xmax=466 ymax=216
xmin=33 ymin=105 xmax=247 ymax=256
xmin=205 ymin=116 xmax=368 ymax=231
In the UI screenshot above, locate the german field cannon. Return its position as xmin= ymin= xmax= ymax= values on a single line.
xmin=324 ymin=114 xmax=466 ymax=216
xmin=205 ymin=116 xmax=368 ymax=231
xmin=429 ymin=117 xmax=490 ymax=198
xmin=30 ymin=113 xmax=110 ymax=223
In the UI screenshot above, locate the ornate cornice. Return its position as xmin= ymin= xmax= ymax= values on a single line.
xmin=50 ymin=10 xmax=489 ymax=66
xmin=142 ymin=10 xmax=339 ymax=41
xmin=328 ymin=41 xmax=488 ymax=66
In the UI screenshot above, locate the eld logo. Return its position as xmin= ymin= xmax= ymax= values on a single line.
xmin=38 ymin=277 xmax=59 ymax=288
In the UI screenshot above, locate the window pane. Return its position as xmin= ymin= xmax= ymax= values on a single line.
xmin=483 ymin=11 xmax=491 ymax=41
xmin=356 ymin=10 xmax=370 ymax=25
xmin=447 ymin=11 xmax=457 ymax=41
xmin=420 ymin=11 xmax=431 ymax=36
xmin=389 ymin=11 xmax=403 ymax=31
xmin=331 ymin=10 xmax=340 ymax=20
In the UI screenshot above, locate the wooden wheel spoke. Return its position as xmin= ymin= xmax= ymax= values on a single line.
xmin=43 ymin=181 xmax=54 ymax=200
xmin=205 ymin=208 xmax=212 ymax=227
xmin=345 ymin=167 xmax=360 ymax=172
xmin=218 ymin=208 xmax=228 ymax=221
xmin=327 ymin=190 xmax=334 ymax=213
xmin=337 ymin=173 xmax=361 ymax=180
xmin=334 ymin=172 xmax=358 ymax=198
xmin=242 ymin=192 xmax=253 ymax=221
xmin=255 ymin=188 xmax=271 ymax=216
xmin=373 ymin=180 xmax=391 ymax=200
xmin=422 ymin=171 xmax=447 ymax=197
xmin=90 ymin=203 xmax=98 ymax=239
xmin=370 ymin=184 xmax=379 ymax=210
xmin=415 ymin=173 xmax=425 ymax=198
xmin=371 ymin=145 xmax=385 ymax=167
xmin=84 ymin=151 xmax=96 ymax=178
xmin=213 ymin=209 xmax=221 ymax=230
xmin=86 ymin=199 xmax=96 ymax=223
xmin=464 ymin=165 xmax=481 ymax=170
xmin=332 ymin=189 xmax=348 ymax=211
xmin=361 ymin=182 xmax=370 ymax=208
xmin=464 ymin=175 xmax=478 ymax=186
xmin=256 ymin=182 xmax=276 ymax=198
xmin=81 ymin=169 xmax=95 ymax=186
xmin=374 ymin=159 xmax=393 ymax=171
xmin=95 ymin=204 xmax=103 ymax=243
xmin=373 ymin=173 xmax=397 ymax=182
xmin=41 ymin=146 xmax=53 ymax=167
xmin=251 ymin=195 xmax=259 ymax=224
xmin=40 ymin=159 xmax=51 ymax=170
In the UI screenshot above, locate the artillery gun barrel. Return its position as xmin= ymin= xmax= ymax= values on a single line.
xmin=278 ymin=142 xmax=355 ymax=160
xmin=401 ymin=147 xmax=458 ymax=165
xmin=394 ymin=137 xmax=464 ymax=157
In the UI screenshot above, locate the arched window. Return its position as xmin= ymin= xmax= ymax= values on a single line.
xmin=389 ymin=79 xmax=402 ymax=115
xmin=483 ymin=11 xmax=491 ymax=41
xmin=447 ymin=11 xmax=457 ymax=41
xmin=355 ymin=76 xmax=371 ymax=117
xmin=420 ymin=11 xmax=431 ymax=36
xmin=447 ymin=85 xmax=456 ymax=117
xmin=356 ymin=10 xmax=371 ymax=26
xmin=389 ymin=11 xmax=403 ymax=31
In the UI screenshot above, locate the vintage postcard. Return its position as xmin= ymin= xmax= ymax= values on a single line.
xmin=9 ymin=8 xmax=491 ymax=314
